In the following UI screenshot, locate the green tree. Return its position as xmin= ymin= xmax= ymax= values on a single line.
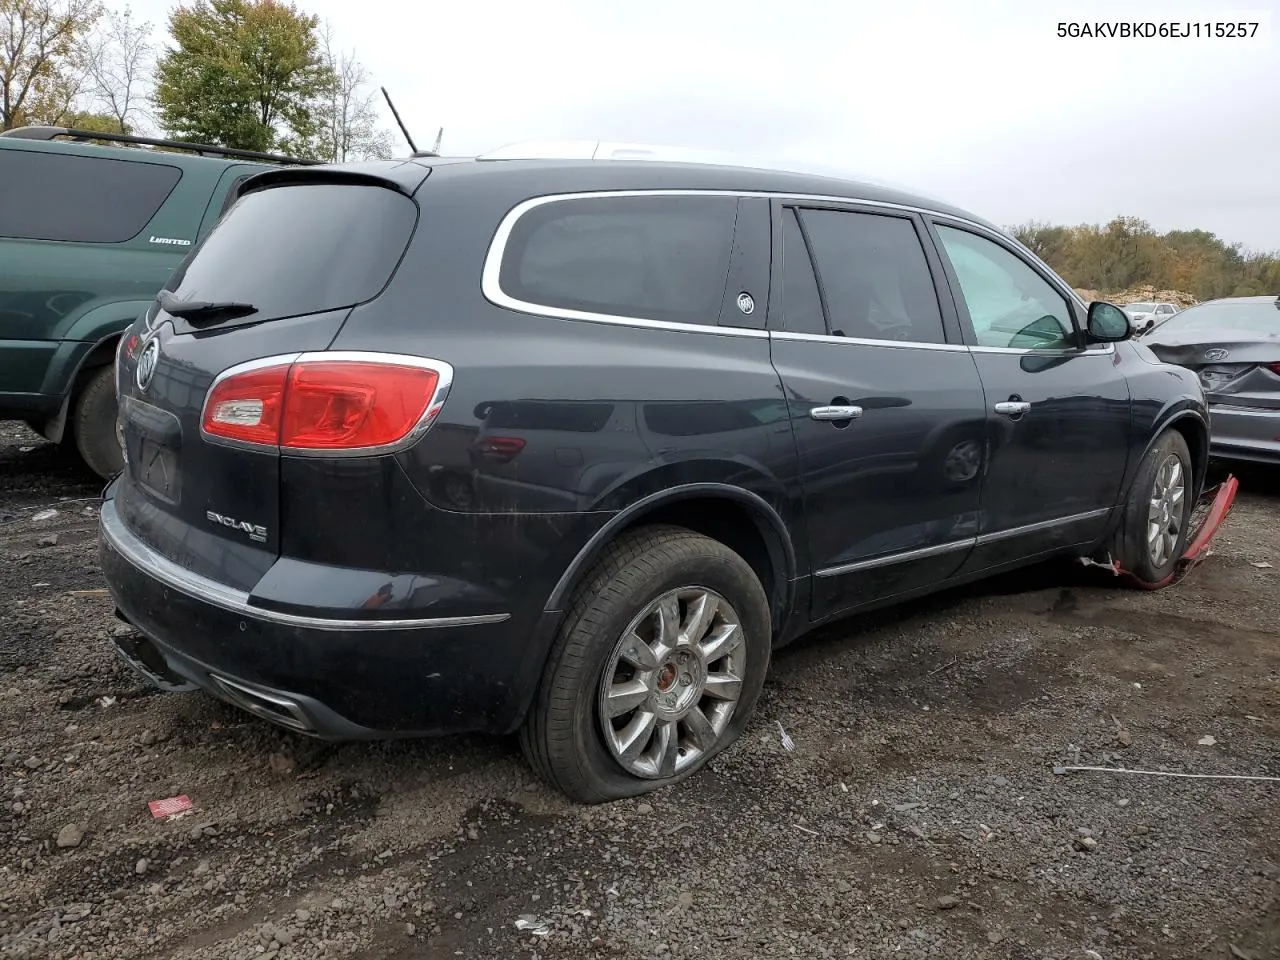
xmin=1015 ymin=216 xmax=1280 ymax=303
xmin=0 ymin=0 xmax=101 ymax=130
xmin=1012 ymin=220 xmax=1070 ymax=266
xmin=153 ymin=0 xmax=333 ymax=154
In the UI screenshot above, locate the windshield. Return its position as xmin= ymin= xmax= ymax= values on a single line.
xmin=163 ymin=182 xmax=417 ymax=325
xmin=1152 ymin=301 xmax=1279 ymax=337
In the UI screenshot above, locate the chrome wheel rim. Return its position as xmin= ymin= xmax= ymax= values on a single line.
xmin=1147 ymin=454 xmax=1186 ymax=567
xmin=597 ymin=587 xmax=746 ymax=780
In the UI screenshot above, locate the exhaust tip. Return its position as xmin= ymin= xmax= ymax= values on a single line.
xmin=206 ymin=674 xmax=315 ymax=734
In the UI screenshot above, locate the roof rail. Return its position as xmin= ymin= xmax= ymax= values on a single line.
xmin=474 ymin=138 xmax=935 ymax=198
xmin=0 ymin=126 xmax=322 ymax=165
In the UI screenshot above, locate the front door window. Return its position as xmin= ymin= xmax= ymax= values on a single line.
xmin=935 ymin=225 xmax=1075 ymax=349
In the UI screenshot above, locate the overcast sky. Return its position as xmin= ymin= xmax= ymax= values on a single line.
xmin=126 ymin=0 xmax=1278 ymax=250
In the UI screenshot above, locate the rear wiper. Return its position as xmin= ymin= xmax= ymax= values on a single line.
xmin=157 ymin=290 xmax=257 ymax=324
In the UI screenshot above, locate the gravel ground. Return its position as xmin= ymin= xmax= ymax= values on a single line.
xmin=1 ymin=419 xmax=1278 ymax=960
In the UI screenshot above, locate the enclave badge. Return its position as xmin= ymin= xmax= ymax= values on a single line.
xmin=135 ymin=337 xmax=160 ymax=392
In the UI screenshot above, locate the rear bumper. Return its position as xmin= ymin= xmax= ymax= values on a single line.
xmin=99 ymin=496 xmax=558 ymax=738
xmin=1208 ymin=404 xmax=1280 ymax=465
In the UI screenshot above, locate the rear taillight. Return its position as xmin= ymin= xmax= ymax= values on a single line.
xmin=1267 ymin=362 xmax=1280 ymax=376
xmin=201 ymin=352 xmax=452 ymax=454
xmin=204 ymin=364 xmax=289 ymax=446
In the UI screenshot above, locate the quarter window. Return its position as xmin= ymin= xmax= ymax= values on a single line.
xmin=935 ymin=225 xmax=1075 ymax=349
xmin=0 ymin=149 xmax=182 ymax=243
xmin=797 ymin=208 xmax=946 ymax=344
xmin=498 ymin=195 xmax=738 ymax=326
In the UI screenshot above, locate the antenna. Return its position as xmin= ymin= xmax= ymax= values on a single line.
xmin=380 ymin=87 xmax=418 ymax=154
xmin=431 ymin=127 xmax=443 ymax=154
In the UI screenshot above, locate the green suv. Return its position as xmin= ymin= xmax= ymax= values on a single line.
xmin=0 ymin=126 xmax=313 ymax=478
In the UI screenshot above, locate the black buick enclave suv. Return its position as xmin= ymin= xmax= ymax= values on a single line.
xmin=100 ymin=143 xmax=1209 ymax=802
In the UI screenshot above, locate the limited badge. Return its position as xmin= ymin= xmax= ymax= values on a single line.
xmin=737 ymin=292 xmax=755 ymax=315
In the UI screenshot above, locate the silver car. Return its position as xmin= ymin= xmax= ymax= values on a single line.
xmin=1141 ymin=295 xmax=1280 ymax=465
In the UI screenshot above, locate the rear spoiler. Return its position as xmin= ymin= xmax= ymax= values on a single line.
xmin=233 ymin=163 xmax=432 ymax=202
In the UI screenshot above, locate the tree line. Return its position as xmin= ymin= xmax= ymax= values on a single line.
xmin=1012 ymin=216 xmax=1280 ymax=303
xmin=0 ymin=0 xmax=395 ymax=162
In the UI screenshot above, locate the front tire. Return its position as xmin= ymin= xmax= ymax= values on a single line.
xmin=520 ymin=525 xmax=771 ymax=803
xmin=1112 ymin=429 xmax=1193 ymax=584
xmin=72 ymin=366 xmax=124 ymax=480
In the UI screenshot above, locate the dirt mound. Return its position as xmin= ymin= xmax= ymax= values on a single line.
xmin=1075 ymin=284 xmax=1199 ymax=308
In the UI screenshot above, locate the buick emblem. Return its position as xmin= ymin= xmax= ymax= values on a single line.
xmin=737 ymin=292 xmax=755 ymax=315
xmin=1203 ymin=348 xmax=1229 ymax=361
xmin=135 ymin=337 xmax=160 ymax=392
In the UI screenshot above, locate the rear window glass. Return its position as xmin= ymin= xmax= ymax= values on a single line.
xmin=164 ymin=182 xmax=417 ymax=322
xmin=0 ymin=149 xmax=181 ymax=243
xmin=498 ymin=195 xmax=737 ymax=326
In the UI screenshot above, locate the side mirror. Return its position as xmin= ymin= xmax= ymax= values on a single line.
xmin=1086 ymin=301 xmax=1132 ymax=342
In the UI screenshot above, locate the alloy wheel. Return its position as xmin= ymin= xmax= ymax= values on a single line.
xmin=1147 ymin=454 xmax=1185 ymax=567
xmin=596 ymin=587 xmax=746 ymax=779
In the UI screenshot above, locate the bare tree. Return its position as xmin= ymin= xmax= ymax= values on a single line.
xmin=312 ymin=20 xmax=393 ymax=162
xmin=81 ymin=3 xmax=151 ymax=132
xmin=0 ymin=0 xmax=101 ymax=130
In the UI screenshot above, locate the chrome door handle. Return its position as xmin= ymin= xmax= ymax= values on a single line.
xmin=810 ymin=405 xmax=863 ymax=421
xmin=994 ymin=401 xmax=1031 ymax=417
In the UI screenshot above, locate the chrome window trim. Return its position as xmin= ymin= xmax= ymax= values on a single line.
xmin=771 ymin=330 xmax=969 ymax=352
xmin=480 ymin=189 xmax=1114 ymax=357
xmin=199 ymin=350 xmax=456 ymax=458
xmin=814 ymin=507 xmax=1114 ymax=578
xmin=480 ymin=188 xmax=999 ymax=343
xmin=970 ymin=343 xmax=1116 ymax=357
xmin=770 ymin=330 xmax=1114 ymax=357
xmin=101 ymin=501 xmax=509 ymax=632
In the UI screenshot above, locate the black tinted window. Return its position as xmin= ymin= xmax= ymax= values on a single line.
xmin=164 ymin=183 xmax=417 ymax=324
xmin=500 ymin=195 xmax=737 ymax=326
xmin=782 ymin=208 xmax=826 ymax=335
xmin=799 ymin=209 xmax=945 ymax=344
xmin=0 ymin=149 xmax=181 ymax=243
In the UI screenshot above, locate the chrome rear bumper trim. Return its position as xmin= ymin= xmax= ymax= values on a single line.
xmin=100 ymin=499 xmax=510 ymax=632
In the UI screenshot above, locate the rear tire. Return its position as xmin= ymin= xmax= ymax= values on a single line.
xmin=1111 ymin=430 xmax=1193 ymax=584
xmin=72 ymin=366 xmax=123 ymax=480
xmin=520 ymin=525 xmax=771 ymax=803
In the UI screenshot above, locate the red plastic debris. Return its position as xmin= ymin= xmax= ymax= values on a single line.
xmin=148 ymin=795 xmax=193 ymax=819
xmin=1113 ymin=474 xmax=1240 ymax=590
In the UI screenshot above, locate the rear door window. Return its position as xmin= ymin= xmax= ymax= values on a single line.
xmin=0 ymin=149 xmax=181 ymax=243
xmin=797 ymin=208 xmax=947 ymax=344
xmin=780 ymin=208 xmax=827 ymax=336
xmin=164 ymin=181 xmax=418 ymax=326
xmin=497 ymin=194 xmax=737 ymax=326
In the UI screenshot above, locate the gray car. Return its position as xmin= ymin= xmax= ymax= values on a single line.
xmin=1141 ymin=295 xmax=1280 ymax=464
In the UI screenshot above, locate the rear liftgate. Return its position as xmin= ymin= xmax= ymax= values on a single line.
xmin=1081 ymin=475 xmax=1241 ymax=589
